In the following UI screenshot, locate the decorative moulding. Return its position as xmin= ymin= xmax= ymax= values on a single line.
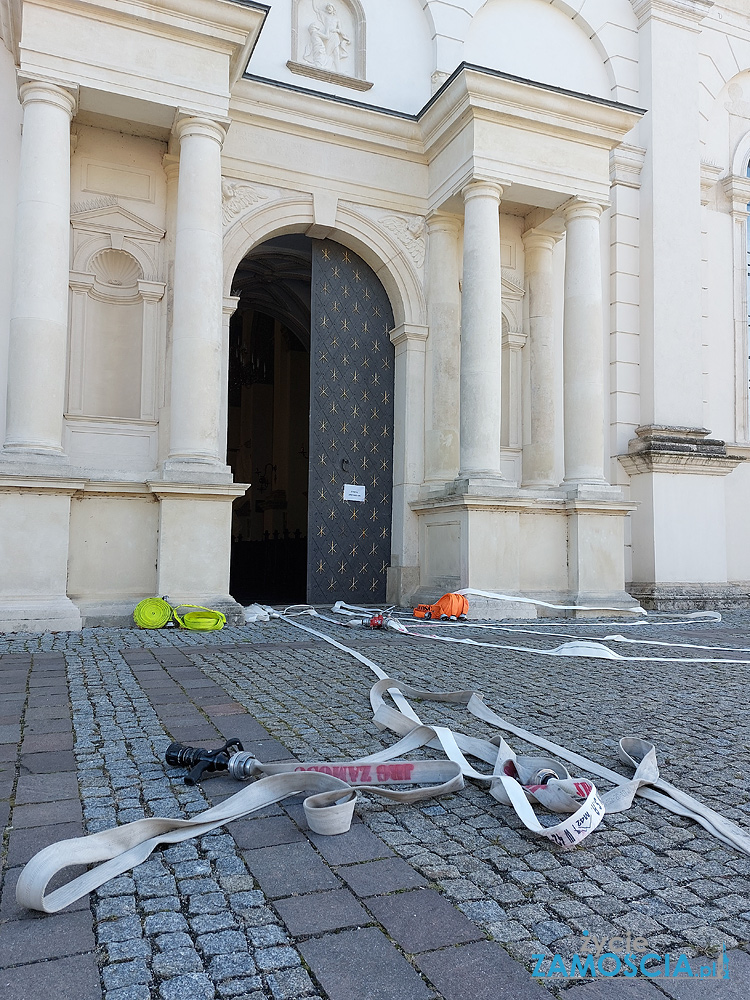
xmin=721 ymin=174 xmax=750 ymax=215
xmin=618 ymin=424 xmax=745 ymax=476
xmin=630 ymin=0 xmax=714 ymax=29
xmin=288 ymin=0 xmax=372 ymax=92
xmin=700 ymin=161 xmax=723 ymax=206
xmin=610 ymin=144 xmax=646 ymax=189
xmin=380 ymin=214 xmax=426 ymax=268
xmin=221 ymin=180 xmax=268 ymax=226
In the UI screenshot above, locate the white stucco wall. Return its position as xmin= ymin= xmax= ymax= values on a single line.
xmin=465 ymin=0 xmax=611 ymax=100
xmin=0 ymin=43 xmax=21 ymax=449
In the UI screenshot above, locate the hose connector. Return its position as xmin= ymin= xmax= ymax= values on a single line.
xmin=227 ymin=751 xmax=264 ymax=780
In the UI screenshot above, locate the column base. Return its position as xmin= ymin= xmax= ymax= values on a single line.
xmin=561 ymin=481 xmax=623 ymax=500
xmin=628 ymin=582 xmax=750 ymax=612
xmin=453 ymin=475 xmax=513 ymax=495
xmin=159 ymin=458 xmax=234 ymax=484
xmin=0 ymin=596 xmax=82 ymax=633
xmin=411 ymin=487 xmax=638 ymax=619
xmin=386 ymin=565 xmax=420 ymax=606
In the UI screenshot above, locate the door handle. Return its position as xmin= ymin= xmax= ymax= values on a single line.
xmin=341 ymin=458 xmax=349 ymax=474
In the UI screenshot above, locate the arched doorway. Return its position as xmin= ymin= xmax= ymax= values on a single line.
xmin=227 ymin=235 xmax=395 ymax=605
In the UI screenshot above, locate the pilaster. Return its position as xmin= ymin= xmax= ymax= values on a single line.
xmin=521 ymin=229 xmax=560 ymax=487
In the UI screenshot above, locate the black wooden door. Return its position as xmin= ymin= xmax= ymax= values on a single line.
xmin=307 ymin=240 xmax=395 ymax=604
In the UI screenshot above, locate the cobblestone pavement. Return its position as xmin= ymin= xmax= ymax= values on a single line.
xmin=1 ymin=610 xmax=750 ymax=1000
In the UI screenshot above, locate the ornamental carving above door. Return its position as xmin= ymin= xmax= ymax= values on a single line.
xmin=307 ymin=240 xmax=395 ymax=604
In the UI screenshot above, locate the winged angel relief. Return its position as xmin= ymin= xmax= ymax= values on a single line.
xmin=381 ymin=215 xmax=426 ymax=268
xmin=304 ymin=2 xmax=350 ymax=74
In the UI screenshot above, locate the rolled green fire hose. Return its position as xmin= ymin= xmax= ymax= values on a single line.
xmin=133 ymin=598 xmax=225 ymax=631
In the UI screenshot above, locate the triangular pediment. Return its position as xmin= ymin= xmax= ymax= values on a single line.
xmin=501 ymin=272 xmax=524 ymax=299
xmin=71 ymin=200 xmax=165 ymax=241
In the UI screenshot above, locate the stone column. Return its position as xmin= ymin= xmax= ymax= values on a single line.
xmin=521 ymin=230 xmax=558 ymax=486
xmin=562 ymin=200 xmax=607 ymax=486
xmin=458 ymin=180 xmax=504 ymax=484
xmin=4 ymin=80 xmax=77 ymax=456
xmin=165 ymin=115 xmax=228 ymax=473
xmin=424 ymin=214 xmax=461 ymax=484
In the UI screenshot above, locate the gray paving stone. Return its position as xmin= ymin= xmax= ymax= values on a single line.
xmin=416 ymin=940 xmax=550 ymax=999
xmin=656 ymin=947 xmax=750 ymax=998
xmin=336 ymin=856 xmax=428 ymax=897
xmin=254 ymin=945 xmax=300 ymax=971
xmin=229 ymin=816 xmax=306 ymax=849
xmin=105 ymin=987 xmax=152 ymax=1000
xmin=274 ymin=887 xmax=370 ymax=935
xmin=98 ymin=914 xmax=143 ymax=943
xmin=196 ymin=930 xmax=247 ymax=957
xmin=367 ymin=888 xmax=484 ymax=953
xmin=561 ymin=981 xmax=669 ymax=998
xmin=0 ymin=953 xmax=101 ymax=1000
xmin=152 ymin=948 xmax=205 ymax=976
xmin=208 ymin=954 xmax=258 ymax=981
xmin=265 ymin=966 xmax=318 ymax=999
xmin=0 ymin=910 xmax=95 ymax=965
xmin=300 ymin=926 xmax=432 ymax=1000
xmin=14 ymin=770 xmax=80 ymax=803
xmin=11 ymin=797 xmax=83 ymax=828
xmin=145 ymin=911 xmax=189 ymax=935
xmin=308 ymin=823 xmax=393 ymax=864
xmin=241 ymin=842 xmax=341 ymax=898
xmin=159 ymin=974 xmax=216 ymax=1000
xmin=101 ymin=960 xmax=150 ymax=991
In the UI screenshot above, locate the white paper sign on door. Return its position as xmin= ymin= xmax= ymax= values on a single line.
xmin=343 ymin=484 xmax=366 ymax=502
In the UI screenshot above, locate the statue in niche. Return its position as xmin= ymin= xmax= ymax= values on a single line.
xmin=304 ymin=1 xmax=350 ymax=74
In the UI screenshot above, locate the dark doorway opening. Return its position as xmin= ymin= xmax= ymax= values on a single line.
xmin=227 ymin=235 xmax=311 ymax=605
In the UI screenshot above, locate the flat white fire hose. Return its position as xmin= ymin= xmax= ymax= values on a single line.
xmin=16 ymin=605 xmax=750 ymax=913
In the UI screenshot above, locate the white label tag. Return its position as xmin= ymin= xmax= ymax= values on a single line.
xmin=343 ymin=484 xmax=366 ymax=502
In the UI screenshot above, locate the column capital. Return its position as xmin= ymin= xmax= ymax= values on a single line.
xmin=223 ymin=294 xmax=241 ymax=317
xmin=162 ymin=152 xmax=180 ymax=183
xmin=560 ymin=198 xmax=605 ymax=224
xmin=426 ymin=212 xmax=462 ymax=236
xmin=461 ymin=179 xmax=505 ymax=204
xmin=521 ymin=229 xmax=561 ymax=253
xmin=172 ymin=112 xmax=229 ymax=147
xmin=390 ymin=323 xmax=429 ymax=349
xmin=17 ymin=77 xmax=77 ymax=118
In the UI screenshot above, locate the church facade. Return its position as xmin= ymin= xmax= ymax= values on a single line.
xmin=1 ymin=0 xmax=749 ymax=630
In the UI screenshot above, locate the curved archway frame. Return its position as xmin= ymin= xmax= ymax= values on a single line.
xmin=222 ymin=195 xmax=429 ymax=604
xmin=223 ymin=195 xmax=427 ymax=327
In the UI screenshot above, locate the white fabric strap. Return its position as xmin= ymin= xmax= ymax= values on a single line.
xmin=17 ymin=609 xmax=750 ymax=914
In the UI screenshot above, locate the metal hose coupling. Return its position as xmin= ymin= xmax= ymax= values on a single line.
xmin=226 ymin=751 xmax=264 ymax=780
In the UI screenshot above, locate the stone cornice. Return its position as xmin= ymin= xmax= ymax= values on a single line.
xmin=147 ymin=481 xmax=250 ymax=501
xmin=618 ymin=425 xmax=745 ymax=476
xmin=722 ymin=175 xmax=750 ymax=215
xmin=631 ymin=0 xmax=714 ymax=29
xmin=610 ymin=144 xmax=647 ymax=189
xmin=700 ymin=161 xmax=723 ymax=205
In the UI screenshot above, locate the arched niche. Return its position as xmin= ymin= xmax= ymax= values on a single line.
xmin=289 ymin=0 xmax=371 ymax=90
xmin=68 ymin=205 xmax=166 ymax=422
